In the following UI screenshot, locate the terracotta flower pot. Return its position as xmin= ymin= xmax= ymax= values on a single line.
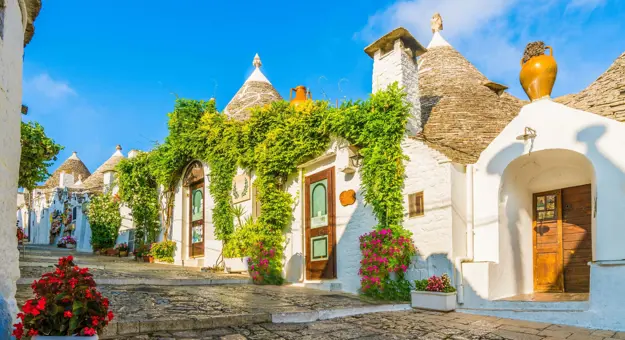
xmin=143 ymin=255 xmax=154 ymax=263
xmin=520 ymin=46 xmax=557 ymax=101
xmin=119 ymin=250 xmax=128 ymax=257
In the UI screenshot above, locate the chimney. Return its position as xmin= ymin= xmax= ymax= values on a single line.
xmin=128 ymin=149 xmax=140 ymax=159
xmin=364 ymin=27 xmax=426 ymax=135
xmin=59 ymin=171 xmax=75 ymax=188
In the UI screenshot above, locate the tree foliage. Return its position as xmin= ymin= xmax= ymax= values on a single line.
xmin=86 ymin=193 xmax=122 ymax=250
xmin=19 ymin=121 xmax=63 ymax=190
xmin=116 ymin=152 xmax=160 ymax=245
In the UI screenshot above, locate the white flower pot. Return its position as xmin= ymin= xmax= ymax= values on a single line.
xmin=33 ymin=336 xmax=98 ymax=339
xmin=66 ymin=244 xmax=76 ymax=249
xmin=411 ymin=290 xmax=456 ymax=311
xmin=224 ymin=257 xmax=249 ymax=273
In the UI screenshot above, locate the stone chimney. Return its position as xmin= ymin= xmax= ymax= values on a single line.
xmin=365 ymin=27 xmax=426 ymax=135
xmin=59 ymin=171 xmax=75 ymax=188
xmin=128 ymin=149 xmax=140 ymax=159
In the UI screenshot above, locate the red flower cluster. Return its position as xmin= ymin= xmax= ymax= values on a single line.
xmin=424 ymin=274 xmax=454 ymax=293
xmin=247 ymin=242 xmax=283 ymax=285
xmin=359 ymin=227 xmax=416 ymax=296
xmin=12 ymin=255 xmax=114 ymax=339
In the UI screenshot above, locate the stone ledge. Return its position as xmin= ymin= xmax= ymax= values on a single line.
xmin=100 ymin=313 xmax=272 ymax=339
xmin=272 ymin=303 xmax=412 ymax=323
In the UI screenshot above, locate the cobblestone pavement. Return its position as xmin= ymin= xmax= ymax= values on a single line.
xmin=19 ymin=245 xmax=246 ymax=280
xmin=108 ymin=310 xmax=625 ymax=340
xmin=17 ymin=284 xmax=389 ymax=322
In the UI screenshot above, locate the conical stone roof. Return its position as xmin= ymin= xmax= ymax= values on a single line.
xmin=555 ymin=52 xmax=625 ymax=122
xmin=81 ymin=145 xmax=125 ymax=192
xmin=43 ymin=152 xmax=91 ymax=188
xmin=416 ymin=15 xmax=524 ymax=164
xmin=224 ymin=54 xmax=282 ymax=121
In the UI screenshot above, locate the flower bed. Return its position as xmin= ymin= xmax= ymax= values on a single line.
xmin=359 ymin=228 xmax=416 ymax=301
xmin=411 ymin=274 xmax=456 ymax=311
xmin=12 ymin=255 xmax=114 ymax=338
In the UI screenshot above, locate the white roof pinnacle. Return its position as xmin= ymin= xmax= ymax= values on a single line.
xmin=427 ymin=31 xmax=451 ymax=48
xmin=113 ymin=145 xmax=123 ymax=157
xmin=246 ymin=53 xmax=271 ymax=84
xmin=69 ymin=151 xmax=80 ymax=160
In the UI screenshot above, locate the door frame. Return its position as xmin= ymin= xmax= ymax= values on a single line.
xmin=304 ymin=167 xmax=337 ymax=280
xmin=532 ymin=189 xmax=564 ymax=292
xmin=188 ymin=179 xmax=205 ymax=258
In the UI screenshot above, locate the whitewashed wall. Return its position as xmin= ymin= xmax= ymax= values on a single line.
xmin=0 ymin=0 xmax=27 ymax=335
xmin=462 ymin=99 xmax=625 ymax=330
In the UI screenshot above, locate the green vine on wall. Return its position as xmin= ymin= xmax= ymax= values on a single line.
xmin=117 ymin=83 xmax=411 ymax=289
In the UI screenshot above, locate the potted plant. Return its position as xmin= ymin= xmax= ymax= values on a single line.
xmin=12 ymin=255 xmax=114 ymax=339
xmin=411 ymin=274 xmax=456 ymax=311
xmin=57 ymin=236 xmax=77 ymax=249
xmin=133 ymin=244 xmax=153 ymax=263
xmin=114 ymin=243 xmax=129 ymax=257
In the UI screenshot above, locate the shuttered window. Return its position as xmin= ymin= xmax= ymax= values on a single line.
xmin=252 ymin=184 xmax=261 ymax=219
xmin=408 ymin=192 xmax=424 ymax=217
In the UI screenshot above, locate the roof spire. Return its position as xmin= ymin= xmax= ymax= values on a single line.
xmin=431 ymin=13 xmax=443 ymax=33
xmin=69 ymin=151 xmax=79 ymax=160
xmin=253 ymin=53 xmax=262 ymax=68
xmin=427 ymin=13 xmax=451 ymax=48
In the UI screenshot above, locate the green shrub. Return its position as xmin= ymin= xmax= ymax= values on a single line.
xmin=150 ymin=240 xmax=176 ymax=263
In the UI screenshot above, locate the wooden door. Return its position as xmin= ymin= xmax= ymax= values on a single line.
xmin=189 ymin=181 xmax=205 ymax=258
xmin=533 ymin=190 xmax=564 ymax=292
xmin=562 ymin=184 xmax=592 ymax=293
xmin=305 ymin=167 xmax=336 ymax=280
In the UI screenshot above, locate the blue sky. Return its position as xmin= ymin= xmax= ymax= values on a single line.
xmin=23 ymin=0 xmax=625 ymax=175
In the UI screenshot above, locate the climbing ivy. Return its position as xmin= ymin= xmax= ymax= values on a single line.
xmin=122 ymin=83 xmax=411 ymax=289
xmin=116 ymin=152 xmax=160 ymax=245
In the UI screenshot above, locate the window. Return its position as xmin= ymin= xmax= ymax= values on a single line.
xmin=408 ymin=192 xmax=424 ymax=217
xmin=72 ymin=207 xmax=77 ymax=222
xmin=252 ymin=184 xmax=261 ymax=219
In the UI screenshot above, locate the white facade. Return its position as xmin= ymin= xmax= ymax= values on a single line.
xmin=0 ymin=0 xmax=36 ymax=335
xmin=458 ymin=99 xmax=625 ymax=330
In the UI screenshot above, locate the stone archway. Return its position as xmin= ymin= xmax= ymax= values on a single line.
xmin=499 ymin=149 xmax=595 ymax=297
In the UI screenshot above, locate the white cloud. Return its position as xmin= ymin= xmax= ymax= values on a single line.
xmin=358 ymin=0 xmax=516 ymax=43
xmin=24 ymin=73 xmax=76 ymax=100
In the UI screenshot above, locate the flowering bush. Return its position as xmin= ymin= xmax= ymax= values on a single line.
xmin=415 ymin=274 xmax=456 ymax=293
xmin=12 ymin=256 xmax=114 ymax=338
xmin=114 ymin=242 xmax=129 ymax=252
xmin=57 ymin=235 xmax=76 ymax=247
xmin=247 ymin=241 xmax=284 ymax=285
xmin=150 ymin=240 xmax=176 ymax=263
xmin=17 ymin=226 xmax=25 ymax=242
xmin=359 ymin=227 xmax=417 ymax=301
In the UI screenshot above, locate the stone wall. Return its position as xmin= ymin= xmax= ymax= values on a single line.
xmin=0 ymin=0 xmax=25 ymax=336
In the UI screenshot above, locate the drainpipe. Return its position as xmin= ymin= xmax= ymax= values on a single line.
xmin=299 ymin=167 xmax=306 ymax=282
xmin=456 ymin=164 xmax=475 ymax=304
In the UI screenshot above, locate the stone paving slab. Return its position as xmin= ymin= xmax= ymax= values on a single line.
xmin=17 ymin=284 xmax=394 ymax=323
xmin=103 ymin=309 xmax=625 ymax=340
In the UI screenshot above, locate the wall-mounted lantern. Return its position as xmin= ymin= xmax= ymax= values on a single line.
xmin=340 ymin=145 xmax=363 ymax=174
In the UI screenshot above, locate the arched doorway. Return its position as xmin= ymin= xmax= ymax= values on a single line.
xmin=183 ymin=161 xmax=205 ymax=258
xmin=500 ymin=149 xmax=595 ymax=296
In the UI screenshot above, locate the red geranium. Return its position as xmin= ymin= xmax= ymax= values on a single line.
xmin=12 ymin=256 xmax=114 ymax=339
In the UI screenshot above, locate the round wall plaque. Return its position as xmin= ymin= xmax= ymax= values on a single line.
xmin=339 ymin=189 xmax=356 ymax=206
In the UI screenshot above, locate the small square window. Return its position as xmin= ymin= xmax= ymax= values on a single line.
xmin=408 ymin=192 xmax=424 ymax=218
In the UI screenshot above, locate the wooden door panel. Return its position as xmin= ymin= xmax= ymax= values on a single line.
xmin=535 ymin=252 xmax=561 ymax=290
xmin=305 ymin=167 xmax=336 ymax=280
xmin=561 ymin=184 xmax=591 ymax=293
xmin=189 ymin=181 xmax=205 ymax=258
xmin=533 ymin=190 xmax=563 ymax=292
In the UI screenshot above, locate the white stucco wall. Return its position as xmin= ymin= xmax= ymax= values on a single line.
xmin=461 ymin=99 xmax=625 ymax=330
xmin=0 ymin=0 xmax=27 ymax=334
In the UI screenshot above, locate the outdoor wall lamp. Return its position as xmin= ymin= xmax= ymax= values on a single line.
xmin=348 ymin=145 xmax=364 ymax=167
xmin=516 ymin=127 xmax=537 ymax=141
